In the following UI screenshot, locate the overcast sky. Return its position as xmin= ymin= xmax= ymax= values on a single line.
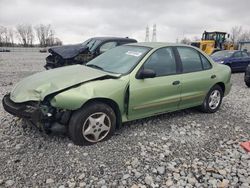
xmin=0 ymin=0 xmax=250 ymax=44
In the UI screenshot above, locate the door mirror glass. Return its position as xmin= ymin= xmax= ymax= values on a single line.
xmin=137 ymin=69 xmax=156 ymax=79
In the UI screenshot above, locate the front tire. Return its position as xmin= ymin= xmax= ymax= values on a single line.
xmin=68 ymin=102 xmax=116 ymax=146
xmin=200 ymin=85 xmax=223 ymax=113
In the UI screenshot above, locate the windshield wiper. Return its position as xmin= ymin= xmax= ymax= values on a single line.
xmin=86 ymin=64 xmax=103 ymax=70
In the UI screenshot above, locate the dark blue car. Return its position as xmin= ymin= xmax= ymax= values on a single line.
xmin=211 ymin=50 xmax=250 ymax=72
xmin=245 ymin=64 xmax=250 ymax=87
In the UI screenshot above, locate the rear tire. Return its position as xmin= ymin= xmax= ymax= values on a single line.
xmin=68 ymin=102 xmax=116 ymax=146
xmin=245 ymin=81 xmax=250 ymax=87
xmin=200 ymin=85 xmax=223 ymax=113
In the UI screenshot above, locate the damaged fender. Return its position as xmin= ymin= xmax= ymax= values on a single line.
xmin=50 ymin=76 xmax=130 ymax=116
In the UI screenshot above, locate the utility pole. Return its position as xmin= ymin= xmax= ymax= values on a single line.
xmin=152 ymin=24 xmax=157 ymax=42
xmin=145 ymin=25 xmax=150 ymax=42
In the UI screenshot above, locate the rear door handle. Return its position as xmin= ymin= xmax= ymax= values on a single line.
xmin=172 ymin=80 xmax=180 ymax=85
xmin=211 ymin=75 xmax=216 ymax=79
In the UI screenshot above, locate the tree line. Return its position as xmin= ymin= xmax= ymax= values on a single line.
xmin=0 ymin=24 xmax=63 ymax=47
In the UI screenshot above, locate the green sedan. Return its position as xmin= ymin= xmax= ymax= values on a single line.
xmin=2 ymin=43 xmax=232 ymax=145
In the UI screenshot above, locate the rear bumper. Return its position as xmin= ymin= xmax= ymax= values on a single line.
xmin=224 ymin=82 xmax=232 ymax=96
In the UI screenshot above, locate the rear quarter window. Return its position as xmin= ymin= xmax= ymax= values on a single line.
xmin=200 ymin=54 xmax=212 ymax=70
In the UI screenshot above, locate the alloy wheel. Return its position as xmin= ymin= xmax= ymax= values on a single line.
xmin=208 ymin=90 xmax=221 ymax=110
xmin=82 ymin=112 xmax=111 ymax=143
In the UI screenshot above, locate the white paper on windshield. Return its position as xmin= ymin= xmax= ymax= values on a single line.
xmin=126 ymin=51 xmax=142 ymax=57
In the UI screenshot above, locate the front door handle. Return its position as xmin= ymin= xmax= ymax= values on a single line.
xmin=211 ymin=75 xmax=216 ymax=79
xmin=172 ymin=80 xmax=180 ymax=85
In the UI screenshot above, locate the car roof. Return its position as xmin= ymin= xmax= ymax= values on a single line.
xmin=90 ymin=37 xmax=137 ymax=42
xmin=205 ymin=31 xmax=227 ymax=34
xmin=126 ymin=42 xmax=190 ymax=49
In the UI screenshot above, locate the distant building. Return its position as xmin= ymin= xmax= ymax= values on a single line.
xmin=239 ymin=41 xmax=250 ymax=52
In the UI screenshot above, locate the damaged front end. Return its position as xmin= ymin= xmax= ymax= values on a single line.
xmin=45 ymin=44 xmax=93 ymax=70
xmin=2 ymin=94 xmax=71 ymax=134
xmin=2 ymin=64 xmax=121 ymax=134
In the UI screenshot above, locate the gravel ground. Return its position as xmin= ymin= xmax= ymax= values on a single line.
xmin=0 ymin=51 xmax=250 ymax=188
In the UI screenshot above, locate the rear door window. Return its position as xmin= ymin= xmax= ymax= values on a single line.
xmin=177 ymin=47 xmax=203 ymax=73
xmin=200 ymin=54 xmax=212 ymax=70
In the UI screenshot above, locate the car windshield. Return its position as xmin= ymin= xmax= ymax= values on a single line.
xmin=82 ymin=38 xmax=102 ymax=52
xmin=211 ymin=51 xmax=234 ymax=58
xmin=86 ymin=45 xmax=150 ymax=74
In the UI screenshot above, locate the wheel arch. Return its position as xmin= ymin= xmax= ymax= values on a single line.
xmin=224 ymin=62 xmax=231 ymax=67
xmin=214 ymin=82 xmax=225 ymax=95
xmin=82 ymin=98 xmax=122 ymax=129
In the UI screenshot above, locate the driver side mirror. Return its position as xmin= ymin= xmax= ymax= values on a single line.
xmin=136 ymin=68 xmax=156 ymax=79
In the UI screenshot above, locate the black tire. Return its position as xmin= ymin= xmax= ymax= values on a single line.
xmin=245 ymin=81 xmax=250 ymax=87
xmin=200 ymin=85 xmax=223 ymax=113
xmin=68 ymin=102 xmax=116 ymax=146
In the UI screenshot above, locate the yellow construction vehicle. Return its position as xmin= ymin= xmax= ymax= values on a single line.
xmin=191 ymin=31 xmax=235 ymax=55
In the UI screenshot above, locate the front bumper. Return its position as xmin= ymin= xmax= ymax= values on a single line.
xmin=2 ymin=94 xmax=69 ymax=134
xmin=44 ymin=55 xmax=57 ymax=69
xmin=2 ymin=94 xmax=40 ymax=119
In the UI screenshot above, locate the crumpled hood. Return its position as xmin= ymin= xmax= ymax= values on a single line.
xmin=48 ymin=44 xmax=89 ymax=59
xmin=10 ymin=65 xmax=119 ymax=103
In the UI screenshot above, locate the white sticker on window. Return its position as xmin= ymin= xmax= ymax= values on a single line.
xmin=126 ymin=51 xmax=142 ymax=57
